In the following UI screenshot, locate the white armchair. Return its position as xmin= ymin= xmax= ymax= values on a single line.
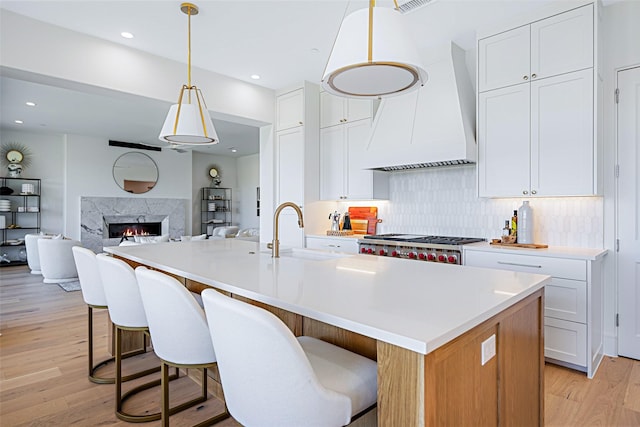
xmin=38 ymin=238 xmax=82 ymax=283
xmin=235 ymin=228 xmax=260 ymax=242
xmin=25 ymin=233 xmax=53 ymax=275
xmin=209 ymin=226 xmax=239 ymax=239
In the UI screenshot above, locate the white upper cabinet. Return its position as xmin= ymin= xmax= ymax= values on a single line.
xmin=320 ymin=92 xmax=372 ymax=128
xmin=478 ymin=85 xmax=531 ymax=197
xmin=320 ymin=119 xmax=388 ymax=200
xmin=477 ymin=3 xmax=600 ymax=198
xmin=478 ymin=4 xmax=593 ymax=93
xmin=479 ymin=69 xmax=594 ymax=197
xmin=478 ymin=25 xmax=531 ymax=92
xmin=531 ymin=69 xmax=594 ymax=196
xmin=276 ymin=88 xmax=304 ymax=131
xmin=531 ymin=5 xmax=593 ymax=81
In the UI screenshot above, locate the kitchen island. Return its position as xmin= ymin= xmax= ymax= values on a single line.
xmin=105 ymin=239 xmax=550 ymax=426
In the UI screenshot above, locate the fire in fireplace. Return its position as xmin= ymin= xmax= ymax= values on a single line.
xmin=108 ymin=222 xmax=162 ymax=239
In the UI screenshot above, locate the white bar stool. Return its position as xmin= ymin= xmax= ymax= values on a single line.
xmin=135 ymin=267 xmax=230 ymax=427
xmin=96 ymin=254 xmax=177 ymax=423
xmin=201 ymin=289 xmax=378 ymax=427
xmin=73 ymin=247 xmax=148 ymax=384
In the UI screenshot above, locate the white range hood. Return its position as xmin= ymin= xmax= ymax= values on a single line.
xmin=363 ymin=42 xmax=476 ymax=170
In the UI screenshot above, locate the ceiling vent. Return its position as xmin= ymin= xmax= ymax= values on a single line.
xmin=396 ymin=0 xmax=438 ymax=14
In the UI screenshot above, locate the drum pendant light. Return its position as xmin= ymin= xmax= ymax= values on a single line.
xmin=159 ymin=3 xmax=219 ymax=145
xmin=322 ymin=0 xmax=428 ymax=99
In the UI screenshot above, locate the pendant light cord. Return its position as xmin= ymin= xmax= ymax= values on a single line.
xmin=187 ymin=5 xmax=192 ymax=101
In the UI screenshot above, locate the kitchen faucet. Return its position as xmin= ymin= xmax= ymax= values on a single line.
xmin=268 ymin=202 xmax=304 ymax=258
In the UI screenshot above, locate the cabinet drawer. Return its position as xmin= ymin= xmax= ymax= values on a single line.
xmin=306 ymin=237 xmax=358 ymax=254
xmin=545 ymin=278 xmax=586 ymax=323
xmin=544 ymin=317 xmax=587 ymax=366
xmin=464 ymin=251 xmax=585 ymax=280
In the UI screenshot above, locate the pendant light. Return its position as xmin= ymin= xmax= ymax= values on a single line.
xmin=322 ymin=0 xmax=428 ymax=99
xmin=159 ymin=3 xmax=219 ymax=145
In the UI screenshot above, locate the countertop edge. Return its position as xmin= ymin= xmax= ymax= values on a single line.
xmin=463 ymin=242 xmax=608 ymax=261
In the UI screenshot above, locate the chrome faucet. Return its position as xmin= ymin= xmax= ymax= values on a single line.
xmin=268 ymin=202 xmax=304 ymax=258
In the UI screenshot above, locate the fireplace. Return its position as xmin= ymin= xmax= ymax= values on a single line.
xmin=107 ymin=222 xmax=162 ymax=238
xmin=81 ymin=197 xmax=187 ymax=254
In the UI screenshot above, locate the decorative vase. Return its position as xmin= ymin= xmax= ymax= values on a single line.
xmin=7 ymin=163 xmax=22 ymax=177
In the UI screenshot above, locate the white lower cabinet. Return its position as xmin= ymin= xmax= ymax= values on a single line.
xmin=305 ymin=236 xmax=359 ymax=254
xmin=464 ymin=246 xmax=605 ymax=378
xmin=545 ymin=317 xmax=587 ymax=366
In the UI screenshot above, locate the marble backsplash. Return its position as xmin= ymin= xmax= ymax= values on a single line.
xmin=81 ymin=197 xmax=187 ymax=253
xmin=340 ymin=165 xmax=604 ymax=248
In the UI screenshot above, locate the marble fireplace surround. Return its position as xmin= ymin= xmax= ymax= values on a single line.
xmin=81 ymin=197 xmax=187 ymax=253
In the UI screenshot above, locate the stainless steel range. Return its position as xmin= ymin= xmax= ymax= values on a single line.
xmin=357 ymin=234 xmax=485 ymax=265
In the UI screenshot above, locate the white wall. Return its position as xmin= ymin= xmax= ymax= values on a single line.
xmin=1 ymin=130 xmax=65 ymax=234
xmin=237 ymin=154 xmax=260 ymax=230
xmin=1 ymin=129 xmax=193 ymax=239
xmin=65 ymin=135 xmax=192 ymax=239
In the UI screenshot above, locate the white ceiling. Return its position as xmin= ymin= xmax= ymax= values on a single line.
xmin=0 ymin=0 xmax=598 ymax=156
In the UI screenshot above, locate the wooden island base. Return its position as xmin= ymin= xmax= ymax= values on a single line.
xmin=112 ymin=256 xmax=544 ymax=427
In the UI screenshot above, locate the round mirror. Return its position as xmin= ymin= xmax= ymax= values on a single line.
xmin=112 ymin=152 xmax=158 ymax=194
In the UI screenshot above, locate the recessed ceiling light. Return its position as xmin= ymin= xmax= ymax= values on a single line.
xmin=121 ymin=32 xmax=134 ymax=39
xmin=229 ymin=147 xmax=237 ymax=153
xmin=250 ymin=74 xmax=260 ymax=80
xmin=14 ymin=120 xmax=23 ymax=124
xmin=25 ymin=101 xmax=36 ymax=107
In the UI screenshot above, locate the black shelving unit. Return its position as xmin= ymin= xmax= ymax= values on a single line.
xmin=201 ymin=187 xmax=232 ymax=236
xmin=0 ymin=177 xmax=41 ymax=267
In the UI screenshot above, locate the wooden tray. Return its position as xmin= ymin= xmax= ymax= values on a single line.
xmin=490 ymin=242 xmax=548 ymax=249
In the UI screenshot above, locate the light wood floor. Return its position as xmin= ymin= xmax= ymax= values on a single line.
xmin=2 ymin=265 xmax=639 ymax=426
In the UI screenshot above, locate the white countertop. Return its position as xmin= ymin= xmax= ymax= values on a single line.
xmin=104 ymin=239 xmax=550 ymax=355
xmin=464 ymin=242 xmax=607 ymax=261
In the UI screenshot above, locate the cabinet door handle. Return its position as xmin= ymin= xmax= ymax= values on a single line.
xmin=298 ymin=121 xmax=303 ymax=125
xmin=522 ymin=190 xmax=529 ymax=195
xmin=531 ymin=73 xmax=537 ymax=79
xmin=531 ymin=190 xmax=537 ymax=195
xmin=497 ymin=261 xmax=542 ymax=269
xmin=523 ymin=75 xmax=529 ymax=80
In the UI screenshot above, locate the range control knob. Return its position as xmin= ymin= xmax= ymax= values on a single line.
xmin=427 ymin=253 xmax=436 ymax=261
xmin=438 ymin=254 xmax=446 ymax=262
xmin=448 ymin=255 xmax=458 ymax=264
xmin=391 ymin=250 xmax=399 ymax=257
xmin=418 ymin=253 xmax=426 ymax=260
xmin=366 ymin=248 xmax=374 ymax=254
xmin=408 ymin=252 xmax=417 ymax=259
xmin=360 ymin=247 xmax=367 ymax=254
xmin=379 ymin=249 xmax=387 ymax=256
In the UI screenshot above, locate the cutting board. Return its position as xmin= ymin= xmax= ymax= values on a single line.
xmin=490 ymin=242 xmax=548 ymax=249
xmin=348 ymin=207 xmax=378 ymax=234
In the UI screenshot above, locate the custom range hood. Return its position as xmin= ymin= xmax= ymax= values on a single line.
xmin=363 ymin=42 xmax=476 ymax=171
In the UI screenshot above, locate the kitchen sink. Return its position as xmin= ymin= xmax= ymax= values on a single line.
xmin=261 ymin=248 xmax=351 ymax=262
